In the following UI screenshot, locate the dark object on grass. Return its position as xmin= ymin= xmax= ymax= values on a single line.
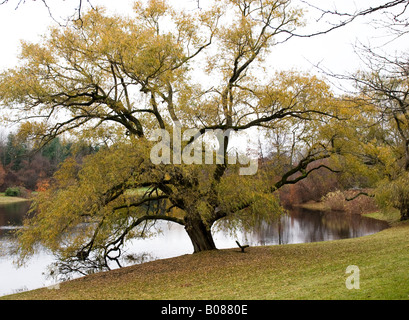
xmin=236 ymin=241 xmax=249 ymax=253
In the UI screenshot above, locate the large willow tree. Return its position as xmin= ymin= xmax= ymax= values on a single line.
xmin=0 ymin=0 xmax=348 ymax=275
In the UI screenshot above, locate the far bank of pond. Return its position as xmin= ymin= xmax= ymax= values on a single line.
xmin=0 ymin=194 xmax=31 ymax=205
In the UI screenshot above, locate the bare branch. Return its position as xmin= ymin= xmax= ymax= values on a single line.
xmin=295 ymin=0 xmax=409 ymax=38
xmin=0 ymin=0 xmax=95 ymax=24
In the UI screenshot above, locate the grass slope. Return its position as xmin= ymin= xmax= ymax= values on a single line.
xmin=3 ymin=218 xmax=409 ymax=300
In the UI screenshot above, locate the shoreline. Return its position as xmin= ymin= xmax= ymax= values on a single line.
xmin=293 ymin=200 xmax=401 ymax=225
xmin=0 ymin=194 xmax=31 ymax=205
xmin=292 ymin=201 xmax=330 ymax=212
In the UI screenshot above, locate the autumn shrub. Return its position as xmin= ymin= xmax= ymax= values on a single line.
xmin=36 ymin=179 xmax=51 ymax=192
xmin=18 ymin=186 xmax=31 ymax=198
xmin=321 ymin=190 xmax=346 ymax=211
xmin=320 ymin=189 xmax=378 ymax=214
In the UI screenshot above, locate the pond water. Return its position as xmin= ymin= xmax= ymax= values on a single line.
xmin=0 ymin=201 xmax=389 ymax=297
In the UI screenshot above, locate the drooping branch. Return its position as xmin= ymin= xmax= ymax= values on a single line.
xmin=76 ymin=191 xmax=184 ymax=264
xmin=345 ymin=191 xmax=374 ymax=202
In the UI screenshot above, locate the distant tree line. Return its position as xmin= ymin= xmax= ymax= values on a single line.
xmin=0 ymin=133 xmax=97 ymax=193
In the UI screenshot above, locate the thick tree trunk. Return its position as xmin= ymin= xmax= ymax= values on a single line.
xmin=184 ymin=218 xmax=217 ymax=253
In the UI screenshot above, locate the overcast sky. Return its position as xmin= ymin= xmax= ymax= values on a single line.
xmin=0 ymin=1 xmax=404 ymax=69
xmin=0 ymin=0 xmax=407 ymax=135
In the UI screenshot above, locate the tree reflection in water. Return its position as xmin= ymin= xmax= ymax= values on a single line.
xmin=234 ymin=208 xmax=389 ymax=247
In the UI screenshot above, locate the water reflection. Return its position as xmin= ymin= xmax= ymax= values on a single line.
xmin=0 ymin=201 xmax=389 ymax=297
xmin=238 ymin=208 xmax=389 ymax=246
xmin=0 ymin=201 xmax=30 ymax=238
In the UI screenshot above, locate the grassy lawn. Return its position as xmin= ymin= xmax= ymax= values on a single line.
xmin=363 ymin=209 xmax=402 ymax=225
xmin=294 ymin=201 xmax=329 ymax=211
xmin=0 ymin=193 xmax=30 ymax=204
xmin=2 ymin=216 xmax=409 ymax=300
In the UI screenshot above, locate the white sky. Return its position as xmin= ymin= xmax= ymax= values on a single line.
xmin=0 ymin=0 xmax=404 ymax=71
xmin=0 ymin=0 xmax=407 ymax=135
